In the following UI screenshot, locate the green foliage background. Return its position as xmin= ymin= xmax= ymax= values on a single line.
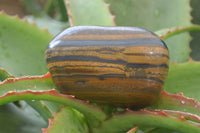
xmin=0 ymin=0 xmax=200 ymax=133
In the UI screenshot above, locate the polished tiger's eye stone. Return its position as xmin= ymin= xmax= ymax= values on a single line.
xmin=45 ymin=26 xmax=169 ymax=108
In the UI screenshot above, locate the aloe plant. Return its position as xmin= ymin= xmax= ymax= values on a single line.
xmin=0 ymin=0 xmax=200 ymax=133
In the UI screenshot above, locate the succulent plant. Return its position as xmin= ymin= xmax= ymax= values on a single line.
xmin=0 ymin=0 xmax=199 ymax=133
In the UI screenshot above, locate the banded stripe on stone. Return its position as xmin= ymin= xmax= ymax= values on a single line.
xmin=45 ymin=26 xmax=169 ymax=108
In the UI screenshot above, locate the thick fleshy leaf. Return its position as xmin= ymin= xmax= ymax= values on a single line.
xmin=42 ymin=107 xmax=89 ymax=133
xmin=0 ymin=72 xmax=56 ymax=122
xmin=156 ymin=110 xmax=200 ymax=123
xmin=94 ymin=110 xmax=200 ymax=133
xmin=155 ymin=25 xmax=200 ymax=40
xmin=149 ymin=90 xmax=200 ymax=116
xmin=40 ymin=101 xmax=63 ymax=114
xmin=0 ymin=69 xmax=54 ymax=122
xmin=25 ymin=100 xmax=53 ymax=123
xmin=0 ymin=68 xmax=14 ymax=81
xmin=0 ymin=89 xmax=107 ymax=128
xmin=164 ymin=61 xmax=200 ymax=102
xmin=65 ymin=0 xmax=115 ymax=26
xmin=0 ymin=73 xmax=54 ymax=96
xmin=105 ymin=0 xmax=191 ymax=63
xmin=0 ymin=103 xmax=47 ymax=133
xmin=24 ymin=15 xmax=68 ymax=36
xmin=0 ymin=74 xmax=107 ymax=128
xmin=0 ymin=12 xmax=52 ymax=77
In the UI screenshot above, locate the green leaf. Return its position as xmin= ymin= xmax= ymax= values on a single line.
xmin=0 ymin=73 xmax=54 ymax=96
xmin=0 ymin=72 xmax=56 ymax=122
xmin=0 ymin=103 xmax=47 ymax=133
xmin=65 ymin=0 xmax=115 ymax=26
xmin=24 ymin=15 xmax=69 ymax=36
xmin=54 ymin=0 xmax=68 ymax=22
xmin=155 ymin=25 xmax=200 ymax=40
xmin=149 ymin=128 xmax=186 ymax=133
xmin=0 ymin=12 xmax=52 ymax=77
xmin=94 ymin=110 xmax=200 ymax=133
xmin=164 ymin=61 xmax=200 ymax=102
xmin=41 ymin=101 xmax=63 ymax=115
xmin=0 ymin=68 xmax=14 ymax=81
xmin=0 ymin=89 xmax=107 ymax=129
xmin=42 ymin=107 xmax=89 ymax=133
xmin=25 ymin=100 xmax=53 ymax=123
xmin=105 ymin=0 xmax=191 ymax=63
xmin=149 ymin=90 xmax=200 ymax=116
xmin=0 ymin=69 xmax=55 ymax=123
xmin=0 ymin=74 xmax=107 ymax=128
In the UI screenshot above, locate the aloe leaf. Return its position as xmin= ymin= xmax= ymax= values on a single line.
xmin=149 ymin=128 xmax=184 ymax=133
xmin=42 ymin=107 xmax=89 ymax=133
xmin=0 ymin=68 xmax=14 ymax=81
xmin=155 ymin=25 xmax=200 ymax=40
xmin=164 ymin=61 xmax=200 ymax=102
xmin=0 ymin=72 xmax=56 ymax=121
xmin=0 ymin=12 xmax=52 ymax=77
xmin=41 ymin=101 xmax=63 ymax=114
xmin=149 ymin=90 xmax=200 ymax=116
xmin=0 ymin=103 xmax=47 ymax=133
xmin=0 ymin=74 xmax=107 ymax=128
xmin=65 ymin=0 xmax=115 ymax=26
xmin=159 ymin=110 xmax=200 ymax=123
xmin=0 ymin=69 xmax=55 ymax=123
xmin=105 ymin=0 xmax=191 ymax=63
xmin=94 ymin=110 xmax=200 ymax=133
xmin=0 ymin=73 xmax=54 ymax=95
xmin=0 ymin=89 xmax=107 ymax=128
xmin=24 ymin=15 xmax=68 ymax=36
xmin=25 ymin=100 xmax=53 ymax=123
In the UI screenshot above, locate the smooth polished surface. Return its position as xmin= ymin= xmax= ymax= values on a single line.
xmin=46 ymin=26 xmax=169 ymax=108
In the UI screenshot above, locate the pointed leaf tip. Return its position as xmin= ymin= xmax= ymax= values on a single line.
xmin=42 ymin=72 xmax=51 ymax=78
xmin=0 ymin=68 xmax=14 ymax=81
